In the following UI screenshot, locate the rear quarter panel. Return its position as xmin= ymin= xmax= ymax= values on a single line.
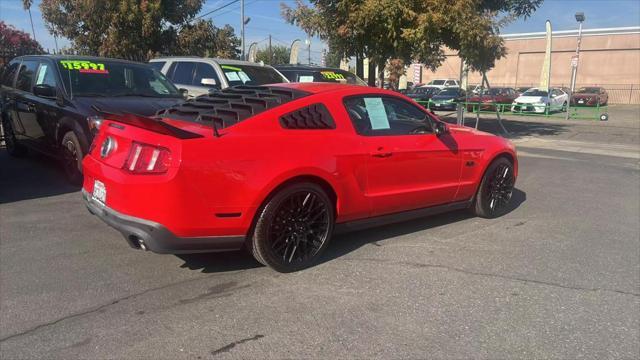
xmin=178 ymin=91 xmax=371 ymax=234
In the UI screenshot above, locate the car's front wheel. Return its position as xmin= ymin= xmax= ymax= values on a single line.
xmin=250 ymin=182 xmax=334 ymax=272
xmin=61 ymin=131 xmax=84 ymax=185
xmin=473 ymin=157 xmax=515 ymax=218
xmin=2 ymin=117 xmax=27 ymax=157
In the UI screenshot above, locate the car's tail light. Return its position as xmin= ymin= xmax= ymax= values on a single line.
xmin=123 ymin=142 xmax=171 ymax=174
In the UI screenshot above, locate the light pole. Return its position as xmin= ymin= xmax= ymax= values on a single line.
xmin=241 ymin=0 xmax=251 ymax=60
xmin=570 ymin=12 xmax=585 ymax=92
xmin=304 ymin=38 xmax=311 ymax=65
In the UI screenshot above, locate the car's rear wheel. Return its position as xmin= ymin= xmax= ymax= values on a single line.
xmin=473 ymin=157 xmax=515 ymax=218
xmin=562 ymin=102 xmax=568 ymax=112
xmin=61 ymin=131 xmax=84 ymax=185
xmin=250 ymin=182 xmax=334 ymax=272
xmin=2 ymin=117 xmax=27 ymax=157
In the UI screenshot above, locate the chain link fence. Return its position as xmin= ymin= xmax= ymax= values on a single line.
xmin=468 ymin=83 xmax=640 ymax=105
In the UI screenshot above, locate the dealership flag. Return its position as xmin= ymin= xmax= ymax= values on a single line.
xmin=539 ymin=20 xmax=552 ymax=91
xmin=289 ymin=39 xmax=301 ymax=64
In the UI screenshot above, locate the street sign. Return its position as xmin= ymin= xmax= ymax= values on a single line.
xmin=412 ymin=64 xmax=421 ymax=84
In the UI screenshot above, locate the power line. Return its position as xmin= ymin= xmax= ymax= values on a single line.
xmin=211 ymin=0 xmax=259 ymax=19
xmin=194 ymin=0 xmax=241 ymax=21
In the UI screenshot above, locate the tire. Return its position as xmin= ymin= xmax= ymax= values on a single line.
xmin=250 ymin=182 xmax=335 ymax=272
xmin=2 ymin=116 xmax=27 ymax=157
xmin=473 ymin=157 xmax=515 ymax=219
xmin=561 ymin=102 xmax=567 ymax=112
xmin=61 ymin=131 xmax=84 ymax=185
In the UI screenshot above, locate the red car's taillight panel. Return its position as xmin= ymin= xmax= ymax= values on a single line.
xmin=123 ymin=142 xmax=172 ymax=174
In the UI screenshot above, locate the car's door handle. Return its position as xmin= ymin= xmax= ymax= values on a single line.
xmin=371 ymin=152 xmax=393 ymax=158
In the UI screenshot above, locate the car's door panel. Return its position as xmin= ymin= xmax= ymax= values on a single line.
xmin=343 ymin=95 xmax=461 ymax=216
xmin=33 ymin=60 xmax=63 ymax=150
xmin=14 ymin=60 xmax=42 ymax=147
xmin=364 ymin=135 xmax=461 ymax=215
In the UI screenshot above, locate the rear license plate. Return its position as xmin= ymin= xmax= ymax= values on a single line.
xmin=435 ymin=103 xmax=441 ymax=107
xmin=578 ymin=100 xmax=584 ymax=104
xmin=93 ymin=180 xmax=106 ymax=205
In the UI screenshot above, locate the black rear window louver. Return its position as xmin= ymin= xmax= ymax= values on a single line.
xmin=155 ymin=85 xmax=310 ymax=130
xmin=279 ymin=103 xmax=336 ymax=130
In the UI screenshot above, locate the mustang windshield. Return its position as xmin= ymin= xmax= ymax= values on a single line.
xmin=57 ymin=59 xmax=180 ymax=98
xmin=428 ymin=80 xmax=446 ymax=85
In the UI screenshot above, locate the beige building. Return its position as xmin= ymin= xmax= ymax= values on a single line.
xmin=413 ymin=26 xmax=640 ymax=104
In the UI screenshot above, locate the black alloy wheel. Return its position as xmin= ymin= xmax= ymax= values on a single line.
xmin=61 ymin=131 xmax=84 ymax=185
xmin=474 ymin=157 xmax=515 ymax=218
xmin=251 ymin=182 xmax=334 ymax=272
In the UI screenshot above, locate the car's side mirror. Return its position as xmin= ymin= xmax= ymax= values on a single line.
xmin=33 ymin=84 xmax=56 ymax=98
xmin=201 ymin=78 xmax=217 ymax=87
xmin=434 ymin=121 xmax=449 ymax=136
xmin=179 ymin=88 xmax=189 ymax=99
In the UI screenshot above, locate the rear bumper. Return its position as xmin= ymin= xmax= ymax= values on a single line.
xmin=82 ymin=190 xmax=245 ymax=254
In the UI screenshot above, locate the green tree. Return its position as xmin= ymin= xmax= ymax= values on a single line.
xmin=176 ymin=21 xmax=240 ymax=58
xmin=255 ymin=45 xmax=290 ymax=65
xmin=38 ymin=0 xmax=239 ymax=59
xmin=323 ymin=46 xmax=342 ymax=68
xmin=282 ymin=0 xmax=543 ymax=82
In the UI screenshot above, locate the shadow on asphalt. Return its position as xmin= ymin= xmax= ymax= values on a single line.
xmin=177 ymin=189 xmax=526 ymax=273
xmin=0 ymin=150 xmax=79 ymax=204
xmin=439 ymin=115 xmax=570 ymax=139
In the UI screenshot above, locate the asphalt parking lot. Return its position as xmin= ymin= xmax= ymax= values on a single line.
xmin=1 ymin=107 xmax=639 ymax=359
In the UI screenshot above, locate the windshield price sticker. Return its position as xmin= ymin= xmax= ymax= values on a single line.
xmin=60 ymin=60 xmax=109 ymax=74
xmin=320 ymin=71 xmax=345 ymax=80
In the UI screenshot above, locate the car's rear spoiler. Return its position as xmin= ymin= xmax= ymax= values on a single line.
xmin=93 ymin=107 xmax=203 ymax=139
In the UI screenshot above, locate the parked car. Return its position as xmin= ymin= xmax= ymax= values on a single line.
xmin=275 ymin=65 xmax=367 ymax=86
xmin=429 ymin=87 xmax=466 ymax=111
xmin=82 ymin=83 xmax=518 ymax=272
xmin=466 ymin=87 xmax=518 ymax=112
xmin=425 ymin=79 xmax=459 ymax=90
xmin=149 ymin=57 xmax=288 ymax=98
xmin=405 ymin=85 xmax=440 ymax=102
xmin=0 ymin=55 xmax=184 ymax=184
xmin=571 ymin=86 xmax=608 ymax=106
xmin=515 ymin=87 xmax=531 ymax=96
xmin=511 ymin=87 xmax=569 ymax=114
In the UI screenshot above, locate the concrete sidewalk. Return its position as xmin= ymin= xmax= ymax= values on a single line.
xmin=439 ymin=104 xmax=640 ymax=159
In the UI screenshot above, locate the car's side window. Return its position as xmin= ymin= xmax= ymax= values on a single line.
xmin=35 ymin=62 xmax=58 ymax=88
xmin=148 ymin=61 xmax=165 ymax=72
xmin=15 ymin=60 xmax=39 ymax=92
xmin=193 ymin=63 xmax=220 ymax=88
xmin=170 ymin=61 xmax=196 ymax=85
xmin=344 ymin=96 xmax=432 ymax=136
xmin=1 ymin=61 xmax=20 ymax=87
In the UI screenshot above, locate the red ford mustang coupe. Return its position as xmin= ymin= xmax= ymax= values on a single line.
xmin=82 ymin=83 xmax=517 ymax=272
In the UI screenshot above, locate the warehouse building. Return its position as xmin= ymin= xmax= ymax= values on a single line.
xmin=413 ymin=26 xmax=640 ymax=104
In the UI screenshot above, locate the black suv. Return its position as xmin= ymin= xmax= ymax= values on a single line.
xmin=0 ymin=55 xmax=184 ymax=184
xmin=274 ymin=65 xmax=367 ymax=86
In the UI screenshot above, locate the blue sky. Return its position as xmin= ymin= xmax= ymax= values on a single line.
xmin=1 ymin=0 xmax=639 ymax=63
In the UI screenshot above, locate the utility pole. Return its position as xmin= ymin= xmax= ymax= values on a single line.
xmin=268 ymin=34 xmax=272 ymax=64
xmin=27 ymin=7 xmax=36 ymax=42
xmin=241 ymin=0 xmax=245 ymax=60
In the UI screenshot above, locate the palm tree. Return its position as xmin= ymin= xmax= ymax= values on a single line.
xmin=22 ymin=0 xmax=36 ymax=42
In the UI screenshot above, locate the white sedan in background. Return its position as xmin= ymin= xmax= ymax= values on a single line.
xmin=511 ymin=87 xmax=569 ymax=113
